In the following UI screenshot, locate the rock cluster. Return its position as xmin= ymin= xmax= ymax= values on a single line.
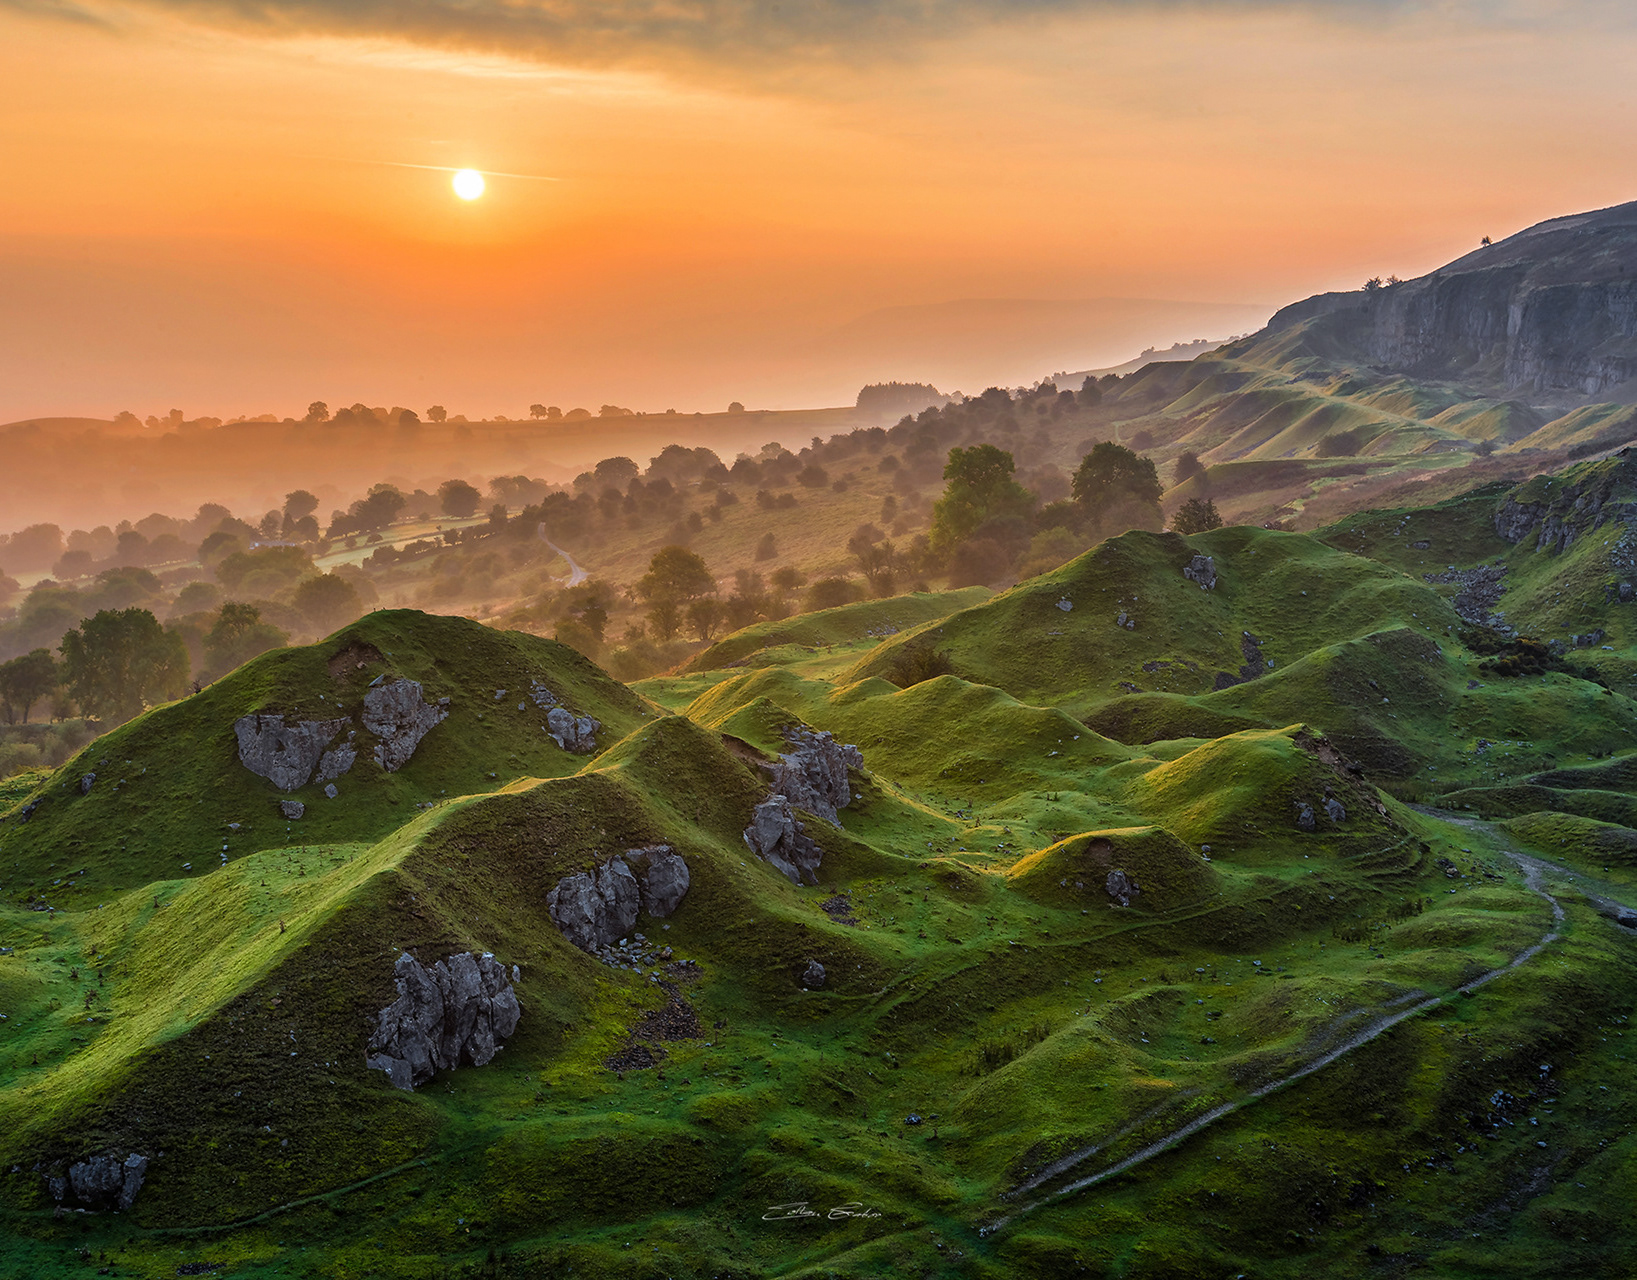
xmin=1106 ymin=869 xmax=1139 ymax=907
xmin=365 ymin=951 xmax=521 ymax=1091
xmin=49 ymin=1152 xmax=148 ymax=1211
xmin=546 ymin=706 xmax=601 ymax=753
xmin=1182 ymin=554 xmax=1217 ymax=590
xmin=547 ymin=846 xmax=691 ymax=953
xmin=742 ymin=728 xmax=863 ymax=884
xmin=770 ymin=727 xmax=862 ymax=823
xmin=363 ymin=679 xmax=448 ymax=772
xmin=235 ymin=714 xmax=352 ymax=792
xmin=744 ymin=794 xmax=823 ymax=885
xmin=1296 ymin=794 xmax=1347 ymax=828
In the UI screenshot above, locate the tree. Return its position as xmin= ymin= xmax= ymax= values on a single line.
xmin=1072 ymin=442 xmax=1162 ymax=514
xmin=529 ymin=404 xmax=549 ymax=420
xmin=1077 ymin=376 xmax=1103 ymax=408
xmin=638 ymin=546 xmax=715 ymax=605
xmin=0 ymin=649 xmax=58 ymax=724
xmin=398 ymin=408 xmax=420 ymax=427
xmin=438 ymin=479 xmax=482 ymax=518
xmin=1173 ymin=451 xmax=1207 ymax=486
xmin=426 ymin=405 xmax=448 ymax=423
xmin=686 ymin=597 xmax=724 ymax=641
xmin=305 ymin=401 xmax=329 ymax=423
xmin=1171 ymin=498 xmax=1224 ymax=535
xmin=293 ymin=574 xmax=362 ymax=635
xmin=203 ymin=602 xmax=287 ymax=679
xmin=59 ymin=608 xmax=189 ymax=723
xmin=727 ymin=401 xmax=745 ymax=413
xmin=805 ymin=577 xmax=857 ymax=611
xmin=647 ymin=599 xmax=681 ymax=642
xmin=1315 ymin=429 xmax=1363 ymax=458
xmin=929 ymin=444 xmax=1033 ymax=555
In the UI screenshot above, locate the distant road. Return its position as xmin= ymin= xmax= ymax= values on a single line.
xmin=540 ymin=530 xmax=588 ymax=586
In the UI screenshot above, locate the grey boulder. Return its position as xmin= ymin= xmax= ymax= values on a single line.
xmin=548 ymin=857 xmax=641 ymax=951
xmin=1183 ymin=554 xmax=1217 ymax=591
xmin=235 ymin=714 xmax=351 ymax=792
xmin=548 ymin=848 xmax=691 ymax=952
xmin=744 ymin=794 xmax=823 ymax=885
xmin=546 ymin=706 xmax=601 ymax=754
xmin=363 ymin=679 xmax=448 ymax=772
xmin=79 ymin=772 xmax=96 ymax=796
xmin=769 ymin=727 xmax=862 ymax=823
xmin=801 ymin=960 xmax=826 ymax=990
xmin=1296 ymin=802 xmax=1317 ymax=832
xmin=279 ymin=799 xmax=305 ymax=820
xmin=1324 ymin=797 xmax=1347 ymax=823
xmin=366 ymin=950 xmax=520 ymax=1091
xmin=1106 ymin=869 xmax=1139 ymax=907
xmin=60 ymin=1151 xmax=147 ymax=1210
xmin=632 ymin=845 xmax=691 ymax=918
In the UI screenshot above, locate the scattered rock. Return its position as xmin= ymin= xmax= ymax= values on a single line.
xmin=1423 ymin=563 xmax=1510 ymax=630
xmin=1106 ymin=869 xmax=1139 ymax=907
xmin=53 ymin=1151 xmax=147 ymax=1210
xmin=324 ymin=783 xmax=338 ymax=800
xmin=1296 ymin=802 xmax=1317 ymax=831
xmin=1238 ymin=631 xmax=1266 ymax=680
xmin=1410 ymin=539 xmax=1430 ymax=550
xmin=316 ymin=738 xmax=357 ymax=783
xmin=744 ymin=794 xmax=823 ymax=885
xmin=1324 ymin=797 xmax=1347 ymax=823
xmin=820 ymin=895 xmax=858 ymax=925
xmin=19 ymin=799 xmax=40 ymax=822
xmin=546 ymin=706 xmax=601 ymax=753
xmin=1116 ymin=610 xmax=1135 ymax=629
xmin=1056 ymin=598 xmax=1074 ymax=611
xmin=363 ymin=680 xmax=448 ymax=772
xmin=1182 ymin=554 xmax=1217 ymax=590
xmin=234 ymin=714 xmax=350 ymax=792
xmin=1572 ymin=628 xmax=1606 ymax=648
xmin=365 ymin=951 xmax=520 ymax=1091
xmin=279 ymin=799 xmax=305 ymax=820
xmin=78 ymin=773 xmax=95 ymax=796
xmin=801 ymin=960 xmax=827 ymax=989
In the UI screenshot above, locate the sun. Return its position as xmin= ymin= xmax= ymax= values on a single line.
xmin=452 ymin=169 xmax=486 ymax=201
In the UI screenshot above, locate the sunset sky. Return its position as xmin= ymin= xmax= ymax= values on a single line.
xmin=3 ymin=0 xmax=1635 ymax=420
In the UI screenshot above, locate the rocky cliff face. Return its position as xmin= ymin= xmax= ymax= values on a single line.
xmin=1267 ymin=201 xmax=1637 ymax=405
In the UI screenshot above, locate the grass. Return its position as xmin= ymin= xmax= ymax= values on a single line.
xmin=3 ymin=454 xmax=1637 ymax=1278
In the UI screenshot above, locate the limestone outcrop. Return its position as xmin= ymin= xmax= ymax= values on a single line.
xmin=546 ymin=706 xmax=601 ymax=753
xmin=50 ymin=1151 xmax=148 ymax=1211
xmin=235 ymin=714 xmax=350 ymax=792
xmin=769 ymin=728 xmax=862 ymax=824
xmin=744 ymin=794 xmax=823 ymax=885
xmin=363 ymin=679 xmax=448 ymax=772
xmin=547 ymin=847 xmax=691 ymax=953
xmin=1182 ymin=554 xmax=1217 ymax=590
xmin=365 ymin=951 xmax=521 ymax=1091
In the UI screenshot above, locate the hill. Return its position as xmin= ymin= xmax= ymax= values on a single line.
xmin=5 ymin=451 xmax=1637 ymax=1277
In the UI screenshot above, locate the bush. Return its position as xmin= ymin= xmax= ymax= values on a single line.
xmin=1170 ymin=497 xmax=1223 ymax=534
xmin=805 ymin=577 xmax=858 ymax=611
xmin=885 ymin=643 xmax=955 ymax=688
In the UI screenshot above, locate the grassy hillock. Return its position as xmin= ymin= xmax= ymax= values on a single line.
xmin=4 ymin=466 xmax=1637 ymax=1279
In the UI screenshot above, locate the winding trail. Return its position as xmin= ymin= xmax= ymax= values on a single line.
xmin=538 ymin=527 xmax=589 ymax=586
xmin=984 ymin=823 xmax=1591 ymax=1234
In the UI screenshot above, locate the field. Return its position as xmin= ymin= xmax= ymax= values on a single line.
xmin=3 ymin=454 xmax=1637 ymax=1278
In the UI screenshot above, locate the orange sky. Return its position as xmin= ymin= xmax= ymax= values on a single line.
xmin=2 ymin=0 xmax=1635 ymax=419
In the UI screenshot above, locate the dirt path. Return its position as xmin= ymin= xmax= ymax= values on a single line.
xmin=985 ymin=822 xmax=1598 ymax=1234
xmin=538 ymin=529 xmax=589 ymax=586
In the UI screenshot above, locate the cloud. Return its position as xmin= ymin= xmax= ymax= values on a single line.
xmin=3 ymin=0 xmax=1424 ymax=68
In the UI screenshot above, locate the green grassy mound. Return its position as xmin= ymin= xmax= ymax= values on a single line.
xmin=0 ymin=610 xmax=655 ymax=895
xmin=1007 ymin=826 xmax=1220 ymax=911
xmin=5 ymin=461 xmax=1637 ymax=1279
xmin=683 ymin=588 xmax=991 ymax=673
